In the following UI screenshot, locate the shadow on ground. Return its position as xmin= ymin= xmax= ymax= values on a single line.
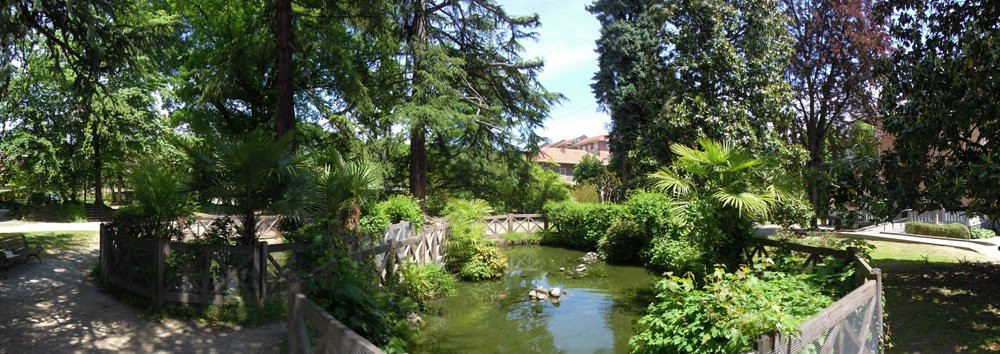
xmin=0 ymin=246 xmax=283 ymax=353
xmin=877 ymin=259 xmax=1000 ymax=353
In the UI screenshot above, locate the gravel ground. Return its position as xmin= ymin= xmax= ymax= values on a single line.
xmin=0 ymin=240 xmax=284 ymax=353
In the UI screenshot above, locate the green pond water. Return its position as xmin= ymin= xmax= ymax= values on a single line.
xmin=411 ymin=246 xmax=658 ymax=354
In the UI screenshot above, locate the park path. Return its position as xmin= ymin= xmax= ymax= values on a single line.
xmin=839 ymin=230 xmax=1000 ymax=259
xmin=0 ymin=239 xmax=283 ymax=353
xmin=0 ymin=220 xmax=101 ymax=234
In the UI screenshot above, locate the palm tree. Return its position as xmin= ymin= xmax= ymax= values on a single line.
xmin=649 ymin=139 xmax=791 ymax=266
xmin=314 ymin=148 xmax=382 ymax=233
xmin=187 ymin=130 xmax=312 ymax=244
xmin=649 ymin=139 xmax=789 ymax=218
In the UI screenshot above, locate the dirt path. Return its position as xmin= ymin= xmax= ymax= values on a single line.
xmin=0 ymin=220 xmax=101 ymax=234
xmin=0 ymin=240 xmax=283 ymax=353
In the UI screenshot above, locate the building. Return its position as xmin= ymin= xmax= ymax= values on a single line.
xmin=535 ymin=135 xmax=610 ymax=183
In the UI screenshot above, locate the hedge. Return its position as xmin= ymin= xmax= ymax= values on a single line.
xmin=904 ymin=222 xmax=971 ymax=239
xmin=543 ymin=201 xmax=626 ymax=249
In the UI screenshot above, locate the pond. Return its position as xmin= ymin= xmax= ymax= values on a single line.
xmin=411 ymin=245 xmax=658 ymax=353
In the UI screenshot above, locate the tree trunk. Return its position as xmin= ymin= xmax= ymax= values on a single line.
xmin=92 ymin=124 xmax=104 ymax=207
xmin=409 ymin=124 xmax=427 ymax=200
xmin=806 ymin=134 xmax=823 ymax=228
xmin=242 ymin=212 xmax=258 ymax=245
xmin=275 ymin=0 xmax=295 ymax=146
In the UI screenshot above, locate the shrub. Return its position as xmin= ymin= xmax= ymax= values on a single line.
xmin=630 ymin=267 xmax=834 ymax=353
xmin=308 ymin=250 xmax=415 ymax=349
xmin=359 ymin=195 xmax=424 ymax=236
xmin=599 ymin=220 xmax=647 ymax=264
xmin=399 ymin=263 xmax=456 ymax=304
xmin=443 ymin=199 xmax=507 ymax=280
xmin=680 ymin=198 xmax=754 ymax=269
xmin=10 ymin=202 xmax=86 ymax=222
xmin=970 ymin=227 xmax=997 ymax=239
xmin=543 ymin=201 xmax=625 ymax=249
xmin=904 ymin=222 xmax=970 ymax=239
xmin=645 ymin=237 xmax=704 ymax=276
xmin=770 ymin=196 xmax=815 ymax=229
xmin=501 ymin=232 xmax=542 ymax=245
xmin=570 ymin=183 xmax=600 ymax=203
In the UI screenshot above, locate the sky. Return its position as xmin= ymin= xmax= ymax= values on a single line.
xmin=499 ymin=0 xmax=610 ymax=143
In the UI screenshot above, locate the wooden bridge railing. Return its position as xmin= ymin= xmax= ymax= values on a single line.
xmin=483 ymin=213 xmax=548 ymax=237
xmin=99 ymin=224 xmax=305 ymax=307
xmin=287 ymin=281 xmax=383 ymax=354
xmin=752 ymin=238 xmax=883 ymax=354
xmin=348 ymin=222 xmax=448 ymax=284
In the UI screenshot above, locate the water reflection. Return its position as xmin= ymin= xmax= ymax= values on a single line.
xmin=412 ymin=246 xmax=656 ymax=353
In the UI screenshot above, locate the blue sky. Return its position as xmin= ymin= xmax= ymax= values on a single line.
xmin=499 ymin=0 xmax=610 ymax=142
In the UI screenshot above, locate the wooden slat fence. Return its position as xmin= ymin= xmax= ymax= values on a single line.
xmin=753 ymin=238 xmax=883 ymax=354
xmin=99 ymin=224 xmax=305 ymax=306
xmin=483 ymin=214 xmax=549 ymax=237
xmin=287 ymin=282 xmax=384 ymax=354
xmin=348 ymin=222 xmax=448 ymax=284
xmin=175 ymin=215 xmax=282 ymax=241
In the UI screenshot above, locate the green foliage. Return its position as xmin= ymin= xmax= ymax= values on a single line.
xmin=313 ymin=149 xmax=383 ymax=233
xmin=571 ymin=183 xmax=600 ymax=203
xmin=599 ymin=220 xmax=647 ymax=264
xmin=307 ymin=250 xmax=415 ymax=348
xmin=970 ymin=228 xmax=996 ymax=240
xmin=590 ymin=0 xmax=793 ymax=188
xmin=500 ymin=232 xmax=542 ymax=246
xmin=399 ymin=263 xmax=456 ymax=305
xmin=10 ymin=203 xmax=86 ymax=223
xmin=646 ymin=237 xmax=704 ymax=276
xmin=770 ymin=196 xmax=815 ymax=229
xmin=360 ymin=195 xmax=424 ymax=236
xmin=630 ymin=267 xmax=834 ymax=353
xmin=495 ymin=165 xmax=572 ymax=213
xmin=543 ymin=201 xmax=626 ymax=249
xmin=443 ymin=199 xmax=506 ymax=280
xmin=905 ymin=222 xmax=971 ymax=239
xmin=116 ymin=159 xmax=195 ymax=239
xmin=881 ymin=0 xmax=1000 ymax=220
xmin=184 ymin=131 xmax=312 ymax=244
xmin=573 ymin=154 xmax=607 ymax=185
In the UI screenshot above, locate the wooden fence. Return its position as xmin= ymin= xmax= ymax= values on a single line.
xmin=175 ymin=215 xmax=282 ymax=241
xmin=348 ymin=222 xmax=449 ymax=284
xmin=286 ymin=281 xmax=384 ymax=354
xmin=99 ymin=224 xmax=304 ymax=306
xmin=483 ymin=214 xmax=548 ymax=237
xmin=752 ymin=238 xmax=883 ymax=354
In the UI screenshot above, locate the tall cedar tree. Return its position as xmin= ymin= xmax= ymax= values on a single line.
xmin=398 ymin=0 xmax=560 ymax=200
xmin=782 ymin=0 xmax=889 ymax=221
xmin=880 ymin=0 xmax=1000 ymax=219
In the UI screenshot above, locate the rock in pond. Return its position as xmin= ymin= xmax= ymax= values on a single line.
xmin=549 ymin=288 xmax=562 ymax=298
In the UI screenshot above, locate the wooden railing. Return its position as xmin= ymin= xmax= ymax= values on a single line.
xmin=752 ymin=238 xmax=883 ymax=354
xmin=483 ymin=213 xmax=548 ymax=237
xmin=99 ymin=224 xmax=304 ymax=306
xmin=348 ymin=222 xmax=448 ymax=284
xmin=286 ymin=281 xmax=384 ymax=354
xmin=174 ymin=215 xmax=282 ymax=241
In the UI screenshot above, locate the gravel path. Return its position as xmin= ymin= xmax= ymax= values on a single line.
xmin=0 ymin=240 xmax=283 ymax=353
xmin=0 ymin=221 xmax=101 ymax=234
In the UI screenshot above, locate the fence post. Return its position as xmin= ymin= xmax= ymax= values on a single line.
xmin=259 ymin=241 xmax=269 ymax=304
xmin=154 ymin=238 xmax=166 ymax=307
xmin=757 ymin=333 xmax=775 ymax=353
xmin=287 ymin=280 xmax=301 ymax=354
xmin=543 ymin=216 xmax=548 ymax=233
xmin=507 ymin=214 xmax=513 ymax=234
xmin=99 ymin=224 xmax=108 ymax=286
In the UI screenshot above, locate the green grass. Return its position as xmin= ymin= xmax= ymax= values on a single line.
xmin=499 ymin=232 xmax=542 ymax=246
xmin=867 ymin=240 xmax=992 ymax=264
xmin=3 ymin=231 xmax=98 ymax=254
xmin=855 ymin=240 xmax=1000 ymax=352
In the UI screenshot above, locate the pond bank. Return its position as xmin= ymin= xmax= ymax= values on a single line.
xmin=410 ymin=245 xmax=657 ymax=353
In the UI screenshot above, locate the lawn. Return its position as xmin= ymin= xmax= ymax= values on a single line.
xmin=867 ymin=241 xmax=1000 ymax=352
xmin=2 ymin=231 xmax=98 ymax=254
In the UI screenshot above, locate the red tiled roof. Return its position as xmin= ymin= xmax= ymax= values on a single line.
xmin=570 ymin=135 xmax=608 ymax=148
xmin=535 ymin=147 xmax=609 ymax=165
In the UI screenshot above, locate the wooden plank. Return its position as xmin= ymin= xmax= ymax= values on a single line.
xmin=771 ymin=281 xmax=878 ymax=352
xmin=297 ymin=294 xmax=384 ymax=354
xmin=756 ymin=238 xmax=851 ymax=259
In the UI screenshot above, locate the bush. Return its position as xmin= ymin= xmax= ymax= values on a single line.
xmin=770 ymin=196 xmax=815 ymax=229
xmin=543 ymin=201 xmax=625 ymax=249
xmin=500 ymin=232 xmax=542 ymax=245
xmin=904 ymin=222 xmax=971 ymax=239
xmin=971 ymin=227 xmax=997 ymax=239
xmin=570 ymin=183 xmax=600 ymax=203
xmin=646 ymin=237 xmax=704 ymax=276
xmin=680 ymin=198 xmax=754 ymax=269
xmin=10 ymin=202 xmax=86 ymax=222
xmin=443 ymin=199 xmax=507 ymax=280
xmin=359 ymin=195 xmax=424 ymax=236
xmin=599 ymin=220 xmax=647 ymax=264
xmin=630 ymin=267 xmax=834 ymax=353
xmin=399 ymin=263 xmax=456 ymax=305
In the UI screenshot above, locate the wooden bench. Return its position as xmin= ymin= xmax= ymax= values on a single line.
xmin=1 ymin=234 xmax=42 ymax=271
